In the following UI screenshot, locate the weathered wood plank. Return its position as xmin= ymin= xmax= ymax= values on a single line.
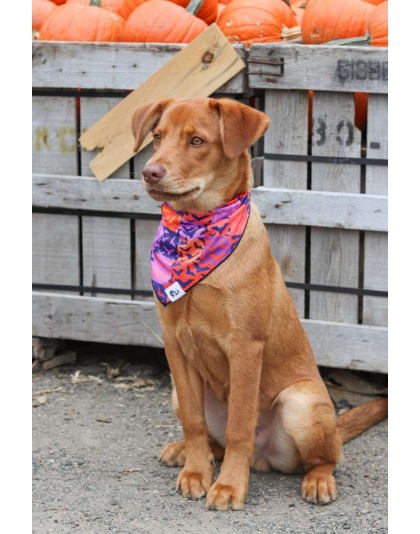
xmin=82 ymin=217 xmax=132 ymax=299
xmin=32 ymin=40 xmax=247 ymax=93
xmin=310 ymin=91 xmax=361 ymax=324
xmin=32 ymin=96 xmax=78 ymax=174
xmin=32 ymin=175 xmax=387 ymax=231
xmin=79 ymin=97 xmax=132 ymax=299
xmin=32 ymin=293 xmax=387 ymax=373
xmin=248 ymin=43 xmax=388 ymax=93
xmin=263 ymin=89 xmax=309 ymax=312
xmin=363 ymin=94 xmax=388 ymax=326
xmin=32 ymin=293 xmax=164 ymax=348
xmin=32 ymin=213 xmax=80 ymax=291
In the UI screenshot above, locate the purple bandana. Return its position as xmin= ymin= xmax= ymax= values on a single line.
xmin=150 ymin=192 xmax=251 ymax=305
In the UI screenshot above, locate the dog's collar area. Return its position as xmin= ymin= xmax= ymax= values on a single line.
xmin=151 ymin=192 xmax=251 ymax=305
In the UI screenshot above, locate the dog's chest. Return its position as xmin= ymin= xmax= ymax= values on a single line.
xmin=160 ymin=285 xmax=232 ymax=391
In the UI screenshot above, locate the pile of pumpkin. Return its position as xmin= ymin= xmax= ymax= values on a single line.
xmin=33 ymin=0 xmax=388 ymax=47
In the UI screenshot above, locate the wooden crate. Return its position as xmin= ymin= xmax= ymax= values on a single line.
xmin=32 ymin=41 xmax=387 ymax=374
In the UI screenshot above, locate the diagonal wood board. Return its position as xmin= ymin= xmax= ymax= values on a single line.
xmin=79 ymin=24 xmax=246 ymax=182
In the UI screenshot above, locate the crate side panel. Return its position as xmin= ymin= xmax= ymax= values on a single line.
xmin=363 ymin=94 xmax=388 ymax=326
xmin=33 ymin=96 xmax=78 ymax=174
xmin=310 ymin=92 xmax=361 ymax=323
xmin=32 ymin=213 xmax=79 ymax=291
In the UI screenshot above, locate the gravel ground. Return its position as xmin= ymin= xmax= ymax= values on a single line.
xmin=32 ymin=344 xmax=388 ymax=534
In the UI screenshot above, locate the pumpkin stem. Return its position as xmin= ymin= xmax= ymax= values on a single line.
xmin=89 ymin=0 xmax=102 ymax=7
xmin=323 ymin=33 xmax=371 ymax=47
xmin=186 ymin=0 xmax=205 ymax=15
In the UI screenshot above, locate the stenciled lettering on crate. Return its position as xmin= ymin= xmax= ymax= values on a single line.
xmin=32 ymin=96 xmax=80 ymax=294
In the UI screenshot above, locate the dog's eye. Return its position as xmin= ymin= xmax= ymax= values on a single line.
xmin=190 ymin=136 xmax=204 ymax=146
xmin=153 ymin=134 xmax=161 ymax=143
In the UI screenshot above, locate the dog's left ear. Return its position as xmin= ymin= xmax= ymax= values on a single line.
xmin=209 ymin=98 xmax=271 ymax=159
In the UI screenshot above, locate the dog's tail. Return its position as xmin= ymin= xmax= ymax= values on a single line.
xmin=337 ymin=397 xmax=388 ymax=443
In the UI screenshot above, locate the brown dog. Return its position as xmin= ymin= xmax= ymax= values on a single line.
xmin=131 ymin=97 xmax=388 ymax=511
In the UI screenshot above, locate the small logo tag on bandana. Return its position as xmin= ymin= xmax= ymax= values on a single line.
xmin=150 ymin=191 xmax=251 ymax=306
xmin=164 ymin=281 xmax=186 ymax=303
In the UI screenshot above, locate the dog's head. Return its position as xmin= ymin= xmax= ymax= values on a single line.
xmin=131 ymin=97 xmax=270 ymax=211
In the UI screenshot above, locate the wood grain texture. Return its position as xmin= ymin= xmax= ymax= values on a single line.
xmin=248 ymin=43 xmax=388 ymax=93
xmin=32 ymin=175 xmax=387 ymax=232
xmin=363 ymin=94 xmax=388 ymax=326
xmin=32 ymin=40 xmax=247 ymax=93
xmin=310 ymin=91 xmax=361 ymax=324
xmin=32 ymin=293 xmax=387 ymax=373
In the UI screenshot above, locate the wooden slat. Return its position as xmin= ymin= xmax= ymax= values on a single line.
xmin=32 ymin=96 xmax=78 ymax=174
xmin=32 ymin=214 xmax=80 ymax=291
xmin=79 ymin=97 xmax=132 ymax=299
xmin=248 ymin=43 xmax=388 ymax=93
xmin=78 ymin=24 xmax=246 ymax=182
xmin=32 ymin=175 xmax=387 ymax=232
xmin=32 ymin=293 xmax=164 ymax=348
xmin=263 ymin=89 xmax=309 ymax=312
xmin=82 ymin=217 xmax=132 ymax=299
xmin=32 ymin=293 xmax=387 ymax=373
xmin=310 ymin=91 xmax=362 ymax=324
xmin=32 ymin=41 xmax=247 ymax=93
xmin=363 ymin=94 xmax=388 ymax=326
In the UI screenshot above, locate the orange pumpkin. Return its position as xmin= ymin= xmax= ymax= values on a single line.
xmin=217 ymin=0 xmax=297 ymax=48
xmin=121 ymin=0 xmax=149 ymax=19
xmin=168 ymin=0 xmax=219 ymax=25
xmin=123 ymin=0 xmax=208 ymax=43
xmin=32 ymin=0 xmax=56 ymax=31
xmin=368 ymin=1 xmax=387 ymax=46
xmin=301 ymin=0 xmax=374 ymax=44
xmin=38 ymin=2 xmax=126 ymax=41
xmin=66 ymin=0 xmax=127 ymax=18
xmin=362 ymin=0 xmax=386 ymax=4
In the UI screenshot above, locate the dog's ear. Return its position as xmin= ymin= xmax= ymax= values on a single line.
xmin=131 ymin=98 xmax=176 ymax=153
xmin=209 ymin=98 xmax=271 ymax=159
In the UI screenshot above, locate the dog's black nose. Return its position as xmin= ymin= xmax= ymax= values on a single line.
xmin=142 ymin=163 xmax=166 ymax=184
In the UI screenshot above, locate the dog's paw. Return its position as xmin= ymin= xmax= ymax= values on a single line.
xmin=206 ymin=481 xmax=246 ymax=511
xmin=176 ymin=467 xmax=213 ymax=500
xmin=301 ymin=471 xmax=337 ymax=505
xmin=159 ymin=441 xmax=186 ymax=467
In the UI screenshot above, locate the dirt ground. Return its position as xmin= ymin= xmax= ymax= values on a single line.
xmin=32 ymin=342 xmax=388 ymax=534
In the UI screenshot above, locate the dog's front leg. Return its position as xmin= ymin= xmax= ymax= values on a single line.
xmin=206 ymin=341 xmax=263 ymax=511
xmin=164 ymin=337 xmax=214 ymax=500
